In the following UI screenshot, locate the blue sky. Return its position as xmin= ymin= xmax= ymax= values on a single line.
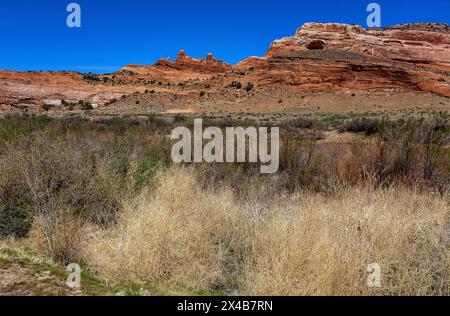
xmin=0 ymin=0 xmax=448 ymax=73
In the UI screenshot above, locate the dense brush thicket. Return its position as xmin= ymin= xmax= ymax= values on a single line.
xmin=0 ymin=113 xmax=449 ymax=295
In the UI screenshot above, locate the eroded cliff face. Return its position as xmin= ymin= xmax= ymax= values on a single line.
xmin=266 ymin=23 xmax=450 ymax=71
xmin=252 ymin=55 xmax=448 ymax=96
xmin=1 ymin=23 xmax=449 ymax=112
xmin=250 ymin=23 xmax=450 ymax=97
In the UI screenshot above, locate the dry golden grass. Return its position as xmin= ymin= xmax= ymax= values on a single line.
xmin=241 ymin=188 xmax=450 ymax=296
xmin=84 ymin=168 xmax=240 ymax=292
xmin=81 ymin=167 xmax=450 ymax=296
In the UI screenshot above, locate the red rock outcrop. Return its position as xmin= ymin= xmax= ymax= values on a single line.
xmin=266 ymin=23 xmax=450 ymax=71
xmin=122 ymin=50 xmax=232 ymax=76
xmin=0 ymin=70 xmax=142 ymax=111
xmin=242 ymin=23 xmax=449 ymax=97
xmin=235 ymin=56 xmax=266 ymax=71
xmin=155 ymin=50 xmax=232 ymax=73
xmin=251 ymin=50 xmax=450 ymax=96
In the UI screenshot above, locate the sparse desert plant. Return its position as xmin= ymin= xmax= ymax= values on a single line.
xmin=29 ymin=205 xmax=89 ymax=265
xmin=280 ymin=117 xmax=320 ymax=129
xmin=278 ymin=131 xmax=323 ymax=192
xmin=174 ymin=114 xmax=186 ymax=123
xmin=230 ymin=81 xmax=242 ymax=89
xmin=42 ymin=104 xmax=54 ymax=112
xmin=0 ymin=167 xmax=34 ymax=238
xmin=338 ymin=117 xmax=383 ymax=135
xmin=419 ymin=118 xmax=450 ymax=182
xmin=105 ymin=98 xmax=118 ymax=106
xmin=83 ymin=73 xmax=101 ymax=82
xmin=377 ymin=118 xmax=427 ymax=180
xmin=79 ymin=100 xmax=94 ymax=110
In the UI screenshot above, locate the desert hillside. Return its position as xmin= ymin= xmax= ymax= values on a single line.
xmin=0 ymin=22 xmax=449 ymax=115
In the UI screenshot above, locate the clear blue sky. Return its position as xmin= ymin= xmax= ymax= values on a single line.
xmin=0 ymin=0 xmax=448 ymax=73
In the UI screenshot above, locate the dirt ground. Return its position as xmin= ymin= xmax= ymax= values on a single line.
xmin=0 ymin=241 xmax=108 ymax=296
xmin=0 ymin=261 xmax=84 ymax=296
xmin=93 ymin=89 xmax=450 ymax=118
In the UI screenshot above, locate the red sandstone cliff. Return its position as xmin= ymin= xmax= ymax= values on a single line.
xmin=265 ymin=22 xmax=450 ymax=71
xmin=241 ymin=23 xmax=450 ymax=97
xmin=1 ymin=22 xmax=449 ymax=112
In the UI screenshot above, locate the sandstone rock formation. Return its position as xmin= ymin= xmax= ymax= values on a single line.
xmin=1 ymin=23 xmax=449 ymax=112
xmin=0 ymin=70 xmax=139 ymax=111
xmin=123 ymin=50 xmax=232 ymax=75
xmin=256 ymin=23 xmax=450 ymax=97
xmin=266 ymin=23 xmax=450 ymax=71
xmin=156 ymin=50 xmax=232 ymax=73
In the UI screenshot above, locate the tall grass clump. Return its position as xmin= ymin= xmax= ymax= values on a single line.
xmin=85 ymin=167 xmax=241 ymax=292
xmin=240 ymin=186 xmax=450 ymax=296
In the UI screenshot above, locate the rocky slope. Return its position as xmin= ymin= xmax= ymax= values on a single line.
xmin=1 ymin=22 xmax=449 ymax=113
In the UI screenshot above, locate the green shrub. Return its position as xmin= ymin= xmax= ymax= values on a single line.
xmin=42 ymin=104 xmax=54 ymax=112
xmin=230 ymin=81 xmax=242 ymax=89
xmin=174 ymin=114 xmax=186 ymax=123
xmin=0 ymin=185 xmax=33 ymax=238
xmin=81 ymin=101 xmax=94 ymax=110
xmin=338 ymin=117 xmax=383 ymax=135
xmin=280 ymin=117 xmax=318 ymax=129
xmin=83 ymin=73 xmax=101 ymax=82
xmin=105 ymin=98 xmax=118 ymax=106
